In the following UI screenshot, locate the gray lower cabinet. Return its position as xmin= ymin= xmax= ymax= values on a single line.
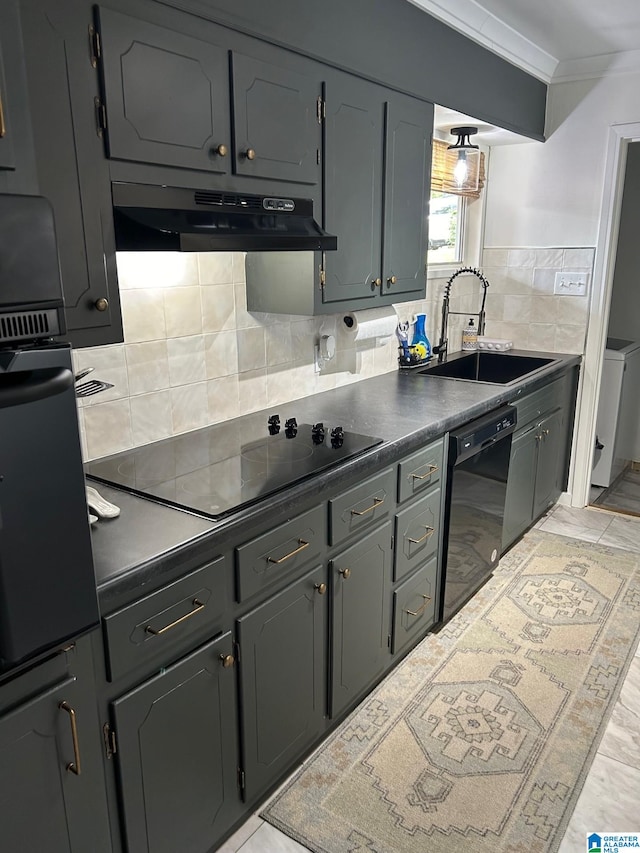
xmin=0 ymin=638 xmax=111 ymax=853
xmin=392 ymin=556 xmax=438 ymax=655
xmin=330 ymin=523 xmax=393 ymax=717
xmin=110 ymin=631 xmax=238 ymax=853
xmin=503 ymin=374 xmax=576 ymax=552
xmin=237 ymin=565 xmax=327 ymax=802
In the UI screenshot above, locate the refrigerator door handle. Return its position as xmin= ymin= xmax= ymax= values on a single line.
xmin=0 ymin=367 xmax=73 ymax=409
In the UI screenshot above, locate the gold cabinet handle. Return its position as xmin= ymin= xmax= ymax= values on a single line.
xmin=94 ymin=297 xmax=109 ymax=312
xmin=372 ymin=277 xmax=382 ymax=287
xmin=267 ymin=539 xmax=309 ymax=564
xmin=339 ymin=567 xmax=351 ymax=580
xmin=145 ymin=598 xmax=205 ymax=636
xmin=408 ymin=525 xmax=435 ymax=545
xmin=0 ymin=94 xmax=5 ymax=138
xmin=219 ymin=654 xmax=235 ymax=668
xmin=535 ymin=434 xmax=542 ymax=442
xmin=542 ymin=428 xmax=550 ymax=436
xmin=387 ymin=275 xmax=397 ymax=285
xmin=411 ymin=464 xmax=439 ymax=481
xmin=314 ymin=582 xmax=327 ymax=595
xmin=405 ymin=595 xmax=432 ymax=617
xmin=214 ymin=143 xmax=228 ymax=156
xmin=351 ymin=497 xmax=384 ymax=516
xmin=243 ymin=148 xmax=256 ymax=160
xmin=59 ymin=701 xmax=82 ymax=775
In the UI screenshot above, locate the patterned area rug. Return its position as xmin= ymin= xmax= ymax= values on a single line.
xmin=262 ymin=530 xmax=640 ymax=852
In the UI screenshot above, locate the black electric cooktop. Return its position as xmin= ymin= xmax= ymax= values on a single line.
xmin=86 ymin=416 xmax=383 ymax=520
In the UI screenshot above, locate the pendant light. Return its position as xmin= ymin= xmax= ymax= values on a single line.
xmin=446 ymin=126 xmax=480 ymax=193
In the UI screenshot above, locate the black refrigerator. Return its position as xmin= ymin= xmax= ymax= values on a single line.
xmin=0 ymin=194 xmax=99 ymax=674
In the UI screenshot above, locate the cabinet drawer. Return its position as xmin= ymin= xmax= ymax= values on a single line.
xmin=392 ymin=556 xmax=438 ymax=655
xmin=329 ymin=468 xmax=395 ymax=546
xmin=397 ymin=437 xmax=444 ymax=503
xmin=103 ymin=556 xmax=227 ymax=681
xmin=511 ymin=377 xmax=562 ymax=429
xmin=235 ymin=504 xmax=326 ymax=602
xmin=394 ymin=487 xmax=440 ymax=582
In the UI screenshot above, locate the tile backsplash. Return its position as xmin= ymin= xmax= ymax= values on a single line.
xmin=76 ymin=246 xmax=594 ymax=461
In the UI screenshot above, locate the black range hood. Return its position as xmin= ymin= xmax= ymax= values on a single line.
xmin=112 ymin=182 xmax=337 ymax=253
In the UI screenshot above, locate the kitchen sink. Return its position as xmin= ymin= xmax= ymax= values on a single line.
xmin=417 ymin=351 xmax=557 ymax=384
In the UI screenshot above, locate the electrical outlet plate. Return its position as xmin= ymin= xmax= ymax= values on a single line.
xmin=554 ymin=271 xmax=589 ymax=296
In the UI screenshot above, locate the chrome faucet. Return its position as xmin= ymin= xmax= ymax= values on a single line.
xmin=433 ymin=266 xmax=490 ymax=363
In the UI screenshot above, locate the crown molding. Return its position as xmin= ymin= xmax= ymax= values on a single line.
xmin=553 ymin=49 xmax=640 ymax=83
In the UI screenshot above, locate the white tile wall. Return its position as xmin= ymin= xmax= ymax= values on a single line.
xmin=77 ymin=246 xmax=595 ymax=461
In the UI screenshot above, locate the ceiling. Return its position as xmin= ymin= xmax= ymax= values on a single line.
xmin=408 ymin=0 xmax=640 ymax=83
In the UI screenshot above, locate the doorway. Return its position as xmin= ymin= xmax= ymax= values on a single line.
xmin=571 ymin=127 xmax=640 ymax=516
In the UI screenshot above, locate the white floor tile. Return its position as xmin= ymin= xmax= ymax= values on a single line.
xmin=598 ymin=513 xmax=640 ymax=553
xmin=217 ymin=815 xmax=263 ymax=852
xmin=237 ymin=821 xmax=310 ymax=852
xmin=537 ymin=505 xmax=613 ymax=542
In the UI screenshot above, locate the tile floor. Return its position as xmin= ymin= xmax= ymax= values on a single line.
xmin=219 ymin=503 xmax=640 ymax=853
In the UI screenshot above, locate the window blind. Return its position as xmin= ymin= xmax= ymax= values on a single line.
xmin=431 ymin=138 xmax=485 ymax=199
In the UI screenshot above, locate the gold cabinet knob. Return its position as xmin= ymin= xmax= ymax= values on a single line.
xmin=372 ymin=278 xmax=382 ymax=287
xmin=542 ymin=428 xmax=550 ymax=436
xmin=244 ymin=148 xmax=256 ymax=161
xmin=314 ymin=582 xmax=327 ymax=595
xmin=339 ymin=567 xmax=351 ymax=580
xmin=94 ymin=297 xmax=109 ymax=312
xmin=219 ymin=654 xmax=235 ymax=668
xmin=387 ymin=275 xmax=397 ymax=285
xmin=214 ymin=143 xmax=228 ymax=157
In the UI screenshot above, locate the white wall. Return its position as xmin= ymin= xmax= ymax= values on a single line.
xmin=484 ymin=72 xmax=640 ymax=248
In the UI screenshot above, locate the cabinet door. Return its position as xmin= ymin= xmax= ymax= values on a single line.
xmin=323 ymin=74 xmax=383 ymax=307
xmin=0 ymin=675 xmax=111 ymax=853
xmin=331 ymin=523 xmax=392 ymax=717
xmin=237 ymin=566 xmax=327 ymax=801
xmin=381 ymin=97 xmax=432 ymax=298
xmin=96 ymin=7 xmax=231 ymax=174
xmin=0 ymin=0 xmax=36 ymax=193
xmin=533 ymin=408 xmax=564 ymax=519
xmin=112 ymin=632 xmax=239 ymax=853
xmin=502 ymin=426 xmax=538 ymax=552
xmin=19 ymin=0 xmax=122 ymax=347
xmin=231 ymin=51 xmax=321 ymax=185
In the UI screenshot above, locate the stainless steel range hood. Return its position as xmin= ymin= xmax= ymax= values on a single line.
xmin=112 ymin=182 xmax=337 ymax=252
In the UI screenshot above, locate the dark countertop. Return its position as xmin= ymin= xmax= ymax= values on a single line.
xmin=89 ymin=350 xmax=580 ymax=611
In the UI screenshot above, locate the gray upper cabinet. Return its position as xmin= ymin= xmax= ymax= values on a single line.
xmin=0 ymin=0 xmax=36 ymax=193
xmin=19 ymin=0 xmax=122 ymax=347
xmin=323 ymin=74 xmax=384 ymax=307
xmin=321 ymin=72 xmax=431 ymax=309
xmin=96 ymin=7 xmax=231 ymax=174
xmin=96 ymin=9 xmax=322 ymax=187
xmin=231 ymin=52 xmax=321 ymax=185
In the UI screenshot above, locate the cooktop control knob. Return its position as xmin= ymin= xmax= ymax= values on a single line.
xmin=268 ymin=413 xmax=281 ymax=435
xmin=331 ymin=426 xmax=344 ymax=448
xmin=311 ymin=422 xmax=325 ymax=444
xmin=285 ymin=417 xmax=298 ymax=438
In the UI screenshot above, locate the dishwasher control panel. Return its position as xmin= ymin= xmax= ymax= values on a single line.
xmin=452 ymin=406 xmax=517 ymax=460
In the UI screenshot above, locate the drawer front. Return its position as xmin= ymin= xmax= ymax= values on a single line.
xmin=329 ymin=468 xmax=395 ymax=546
xmin=235 ymin=504 xmax=326 ymax=602
xmin=397 ymin=437 xmax=444 ymax=503
xmin=511 ymin=377 xmax=562 ymax=429
xmin=394 ymin=487 xmax=440 ymax=582
xmin=392 ymin=556 xmax=438 ymax=655
xmin=103 ymin=556 xmax=227 ymax=681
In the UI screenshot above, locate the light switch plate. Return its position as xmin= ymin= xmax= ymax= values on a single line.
xmin=554 ymin=271 xmax=589 ymax=295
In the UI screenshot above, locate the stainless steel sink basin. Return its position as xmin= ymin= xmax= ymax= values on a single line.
xmin=417 ymin=351 xmax=556 ymax=384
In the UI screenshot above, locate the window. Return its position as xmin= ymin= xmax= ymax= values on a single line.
xmin=427 ymin=191 xmax=464 ymax=265
xmin=427 ymin=137 xmax=487 ymax=274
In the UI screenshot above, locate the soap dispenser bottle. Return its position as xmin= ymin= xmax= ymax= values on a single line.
xmin=410 ymin=313 xmax=432 ymax=360
xmin=462 ymin=318 xmax=478 ymax=351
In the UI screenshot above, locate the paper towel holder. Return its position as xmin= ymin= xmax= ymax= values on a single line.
xmin=315 ymin=333 xmax=336 ymax=372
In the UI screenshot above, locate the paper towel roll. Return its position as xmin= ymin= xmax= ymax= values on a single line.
xmin=343 ymin=307 xmax=397 ymax=344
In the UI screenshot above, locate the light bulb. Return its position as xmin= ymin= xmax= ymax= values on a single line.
xmin=453 ymin=153 xmax=468 ymax=187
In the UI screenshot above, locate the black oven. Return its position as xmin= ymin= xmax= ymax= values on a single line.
xmin=0 ymin=194 xmax=99 ymax=677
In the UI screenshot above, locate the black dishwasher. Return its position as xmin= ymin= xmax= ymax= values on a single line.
xmin=440 ymin=405 xmax=517 ymax=625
